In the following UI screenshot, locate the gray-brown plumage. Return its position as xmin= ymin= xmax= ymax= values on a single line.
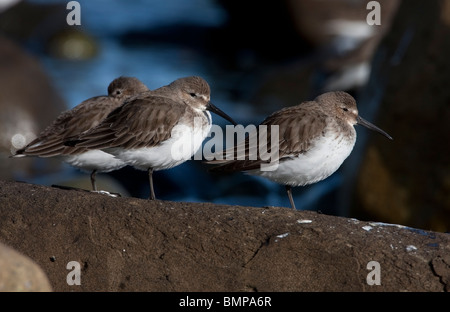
xmin=208 ymin=91 xmax=392 ymax=209
xmin=71 ymin=76 xmax=237 ymax=199
xmin=12 ymin=76 xmax=149 ymax=191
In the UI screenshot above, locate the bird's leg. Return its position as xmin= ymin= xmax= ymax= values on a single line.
xmin=90 ymin=169 xmax=98 ymax=191
xmin=89 ymin=169 xmax=122 ymax=197
xmin=285 ymin=185 xmax=296 ymax=210
xmin=148 ymin=168 xmax=156 ymax=200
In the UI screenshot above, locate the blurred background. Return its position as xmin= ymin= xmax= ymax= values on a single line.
xmin=0 ymin=0 xmax=449 ymax=232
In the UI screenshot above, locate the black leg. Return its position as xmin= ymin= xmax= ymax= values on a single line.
xmin=148 ymin=168 xmax=156 ymax=200
xmin=90 ymin=169 xmax=98 ymax=191
xmin=285 ymin=185 xmax=296 ymax=209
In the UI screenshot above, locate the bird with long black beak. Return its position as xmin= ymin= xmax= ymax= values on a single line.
xmin=70 ymin=76 xmax=237 ymax=200
xmin=207 ymin=91 xmax=392 ymax=209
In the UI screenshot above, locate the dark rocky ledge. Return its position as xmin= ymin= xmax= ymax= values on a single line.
xmin=0 ymin=180 xmax=448 ymax=292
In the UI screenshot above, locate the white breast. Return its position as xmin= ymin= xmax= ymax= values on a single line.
xmin=251 ymin=130 xmax=356 ymax=187
xmin=109 ymin=113 xmax=211 ymax=171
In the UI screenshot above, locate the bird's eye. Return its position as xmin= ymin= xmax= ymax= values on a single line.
xmin=115 ymin=90 xmax=122 ymax=95
xmin=342 ymin=107 xmax=348 ymax=112
xmin=189 ymin=92 xmax=196 ymax=97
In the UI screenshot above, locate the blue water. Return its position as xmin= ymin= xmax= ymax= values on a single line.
xmin=22 ymin=0 xmax=345 ymax=211
xmin=34 ymin=0 xmax=227 ymax=106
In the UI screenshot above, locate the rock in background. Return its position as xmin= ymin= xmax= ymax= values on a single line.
xmin=0 ymin=180 xmax=448 ymax=292
xmin=0 ymin=242 xmax=52 ymax=291
xmin=351 ymin=0 xmax=450 ymax=232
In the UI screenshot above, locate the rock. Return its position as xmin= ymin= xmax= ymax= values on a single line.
xmin=0 ymin=1 xmax=98 ymax=59
xmin=48 ymin=29 xmax=98 ymax=60
xmin=0 ymin=242 xmax=52 ymax=291
xmin=0 ymin=35 xmax=66 ymax=180
xmin=0 ymin=180 xmax=448 ymax=292
xmin=286 ymin=0 xmax=400 ymax=68
xmin=352 ymin=0 xmax=450 ymax=232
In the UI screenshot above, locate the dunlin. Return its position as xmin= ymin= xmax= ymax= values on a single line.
xmin=208 ymin=91 xmax=392 ymax=209
xmin=70 ymin=76 xmax=237 ymax=200
xmin=12 ymin=76 xmax=149 ymax=191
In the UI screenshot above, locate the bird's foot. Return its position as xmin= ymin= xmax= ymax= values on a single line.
xmin=92 ymin=190 xmax=121 ymax=197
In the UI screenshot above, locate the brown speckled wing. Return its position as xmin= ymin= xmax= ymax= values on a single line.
xmin=17 ymin=96 xmax=122 ymax=157
xmin=73 ymin=95 xmax=188 ymax=150
xmin=208 ymin=101 xmax=327 ymax=172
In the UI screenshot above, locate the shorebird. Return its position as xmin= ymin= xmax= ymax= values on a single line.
xmin=69 ymin=76 xmax=237 ymax=200
xmin=12 ymin=76 xmax=149 ymax=191
xmin=207 ymin=91 xmax=392 ymax=209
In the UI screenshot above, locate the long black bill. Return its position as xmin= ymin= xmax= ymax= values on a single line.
xmin=356 ymin=116 xmax=393 ymax=140
xmin=206 ymin=102 xmax=238 ymax=126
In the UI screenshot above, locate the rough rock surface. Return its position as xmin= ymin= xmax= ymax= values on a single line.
xmin=0 ymin=242 xmax=52 ymax=291
xmin=0 ymin=180 xmax=448 ymax=292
